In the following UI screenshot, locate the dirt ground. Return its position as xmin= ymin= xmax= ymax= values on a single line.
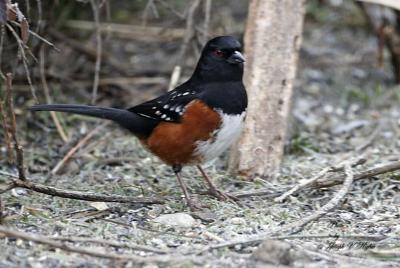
xmin=1 ymin=1 xmax=400 ymax=267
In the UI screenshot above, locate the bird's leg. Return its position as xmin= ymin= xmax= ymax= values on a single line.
xmin=173 ymin=165 xmax=201 ymax=211
xmin=196 ymin=165 xmax=238 ymax=201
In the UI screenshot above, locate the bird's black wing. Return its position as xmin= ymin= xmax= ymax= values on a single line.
xmin=128 ymin=87 xmax=201 ymax=122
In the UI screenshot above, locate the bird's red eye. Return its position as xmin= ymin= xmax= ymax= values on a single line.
xmin=213 ymin=49 xmax=224 ymax=57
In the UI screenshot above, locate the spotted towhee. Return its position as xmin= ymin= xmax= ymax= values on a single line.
xmin=30 ymin=36 xmax=247 ymax=210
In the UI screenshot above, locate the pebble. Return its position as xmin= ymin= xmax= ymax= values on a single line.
xmin=153 ymin=213 xmax=196 ymax=228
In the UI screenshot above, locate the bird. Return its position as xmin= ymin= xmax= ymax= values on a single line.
xmin=29 ymin=36 xmax=247 ymax=210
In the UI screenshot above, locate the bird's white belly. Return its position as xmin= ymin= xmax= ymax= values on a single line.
xmin=194 ymin=111 xmax=246 ymax=163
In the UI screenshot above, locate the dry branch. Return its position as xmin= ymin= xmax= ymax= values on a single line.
xmin=232 ymin=158 xmax=397 ymax=200
xmin=4 ymin=73 xmax=26 ymax=180
xmin=200 ymin=233 xmax=393 ymax=253
xmin=53 ymin=236 xmax=169 ymax=254
xmin=275 ymin=157 xmax=366 ymax=202
xmin=315 ymin=160 xmax=400 ymax=188
xmin=5 ymin=24 xmax=38 ymax=102
xmin=10 ymin=21 xmax=59 ymax=51
xmin=39 ymin=46 xmax=68 ymax=142
xmin=274 ymin=167 xmax=331 ymax=203
xmin=214 ymin=164 xmax=357 ymax=250
xmin=0 ymin=99 xmax=13 ymax=163
xmin=0 ymin=226 xmax=186 ymax=262
xmin=0 ymin=177 xmax=163 ymax=204
xmin=285 ymin=163 xmax=354 ymax=234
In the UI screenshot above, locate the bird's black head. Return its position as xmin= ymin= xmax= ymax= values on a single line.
xmin=192 ymin=36 xmax=245 ymax=83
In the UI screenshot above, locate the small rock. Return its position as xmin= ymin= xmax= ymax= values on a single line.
xmin=153 ymin=213 xmax=196 ymax=228
xmin=89 ymin=202 xmax=109 ymax=211
xmin=230 ymin=217 xmax=246 ymax=225
xmin=252 ymin=239 xmax=312 ymax=266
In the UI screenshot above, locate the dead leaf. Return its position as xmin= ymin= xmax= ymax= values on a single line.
xmin=20 ymin=19 xmax=29 ymax=44
xmin=6 ymin=3 xmax=15 ymax=21
xmin=5 ymin=2 xmax=29 ymax=43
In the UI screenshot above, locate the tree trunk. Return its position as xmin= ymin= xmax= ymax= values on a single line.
xmin=229 ymin=0 xmax=305 ymax=178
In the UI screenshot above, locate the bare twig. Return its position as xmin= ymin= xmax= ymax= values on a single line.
xmin=0 ymin=176 xmax=163 ymax=204
xmin=230 ymin=157 xmax=375 ymax=200
xmin=90 ymin=0 xmax=102 ymax=105
xmin=142 ymin=0 xmax=159 ymax=25
xmin=199 ymin=233 xmax=395 ymax=253
xmin=285 ymin=163 xmax=354 ymax=234
xmin=51 ymin=122 xmax=109 ymax=175
xmin=200 ymin=163 xmax=357 ymax=252
xmin=10 ymin=21 xmax=59 ymax=51
xmin=39 ymin=46 xmax=69 ymax=142
xmin=0 ymin=100 xmax=13 ymax=163
xmin=0 ymin=226 xmax=186 ymax=262
xmin=6 ymin=23 xmax=38 ymax=102
xmin=53 ymin=236 xmax=169 ymax=254
xmin=315 ymin=159 xmax=400 ymax=188
xmin=5 ymin=73 xmax=26 ymax=181
xmin=274 ymin=167 xmax=331 ymax=203
xmin=275 ymin=157 xmax=366 ymax=202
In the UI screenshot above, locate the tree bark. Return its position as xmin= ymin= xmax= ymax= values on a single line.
xmin=229 ymin=0 xmax=305 ymax=178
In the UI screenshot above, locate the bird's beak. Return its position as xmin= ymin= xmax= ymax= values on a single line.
xmin=227 ymin=51 xmax=245 ymax=64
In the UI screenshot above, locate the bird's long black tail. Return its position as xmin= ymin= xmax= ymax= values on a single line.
xmin=29 ymin=104 xmax=156 ymax=136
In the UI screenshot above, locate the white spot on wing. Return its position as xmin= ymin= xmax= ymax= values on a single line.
xmin=194 ymin=111 xmax=246 ymax=163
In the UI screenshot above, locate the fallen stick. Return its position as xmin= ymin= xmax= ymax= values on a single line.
xmin=0 ymin=176 xmax=163 ymax=204
xmin=315 ymin=160 xmax=400 ymax=188
xmin=0 ymin=226 xmax=187 ymax=263
xmin=198 ymin=233 xmax=395 ymax=253
xmin=231 ymin=159 xmax=400 ymax=199
xmin=285 ymin=163 xmax=354 ymax=234
xmin=52 ymin=236 xmax=169 ymax=254
xmin=5 ymin=74 xmax=26 ymax=180
xmin=275 ymin=157 xmax=366 ymax=202
xmin=202 ymin=164 xmax=357 ymax=252
xmin=274 ymin=167 xmax=331 ymax=203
